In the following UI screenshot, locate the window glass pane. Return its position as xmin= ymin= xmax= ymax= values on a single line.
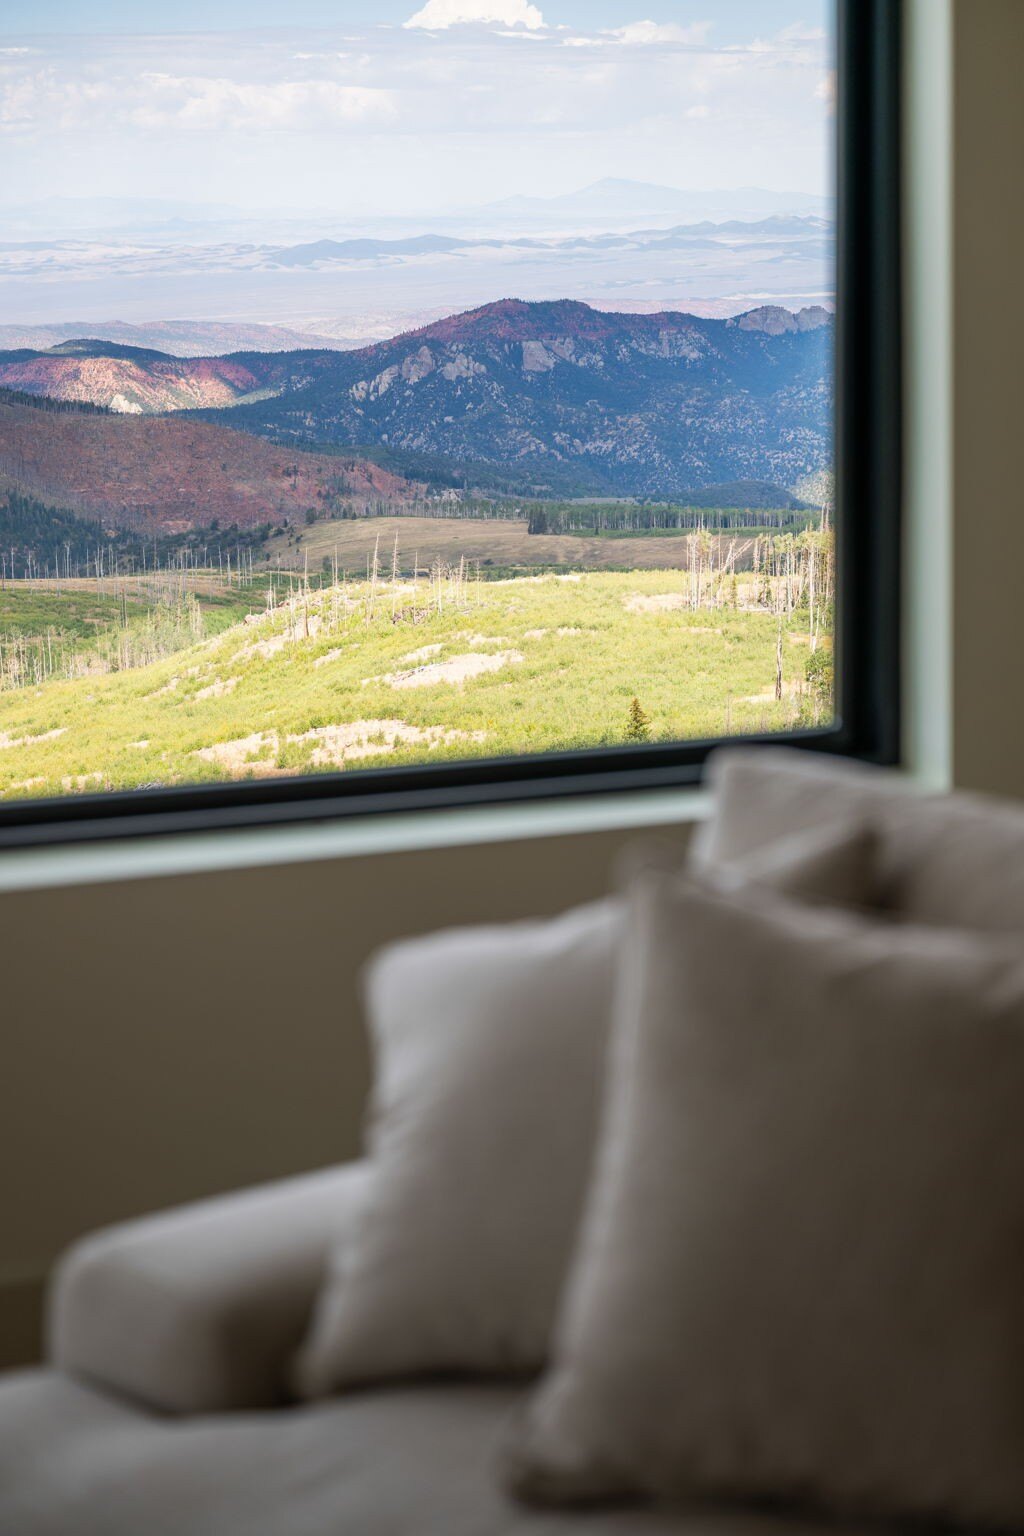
xmin=0 ymin=1 xmax=835 ymax=802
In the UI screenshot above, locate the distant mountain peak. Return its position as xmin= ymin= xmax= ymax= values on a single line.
xmin=404 ymin=296 xmax=712 ymax=350
xmin=733 ymin=305 xmax=833 ymax=336
xmin=46 ymin=338 xmax=171 ymax=363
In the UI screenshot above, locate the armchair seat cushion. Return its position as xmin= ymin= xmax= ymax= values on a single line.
xmin=0 ymin=1369 xmax=892 ymax=1536
xmin=47 ymin=1162 xmax=371 ymax=1416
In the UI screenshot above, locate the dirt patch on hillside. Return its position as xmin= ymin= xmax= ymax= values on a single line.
xmin=398 ymin=644 xmax=444 ymax=665
xmin=4 ymin=776 xmax=46 ymax=796
xmin=193 ymin=732 xmax=282 ymax=776
xmin=377 ymin=651 xmax=524 ymax=690
xmin=148 ymin=667 xmax=201 ymax=699
xmin=238 ymin=614 xmax=324 ymax=662
xmin=740 ymin=682 xmax=802 ymax=706
xmin=624 ymin=592 xmax=690 ymax=615
xmin=195 ymin=676 xmax=239 ymax=700
xmin=289 ymin=719 xmax=485 ymax=768
xmin=191 ymin=717 xmax=487 ymax=778
xmin=0 ymin=727 xmax=66 ymax=750
xmin=61 ymin=772 xmax=106 ymax=793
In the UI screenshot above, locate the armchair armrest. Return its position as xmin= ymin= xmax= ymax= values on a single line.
xmin=47 ymin=1161 xmax=371 ymax=1416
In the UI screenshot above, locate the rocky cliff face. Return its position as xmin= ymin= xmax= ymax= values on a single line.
xmin=0 ymin=341 xmax=268 ymax=414
xmin=220 ymin=299 xmax=833 ymax=498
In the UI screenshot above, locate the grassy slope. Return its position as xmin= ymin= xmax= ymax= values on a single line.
xmin=0 ymin=582 xmax=253 ymax=634
xmin=0 ymin=571 xmax=827 ymax=797
xmin=0 ymin=588 xmax=133 ymax=641
xmin=0 ymin=582 xmax=260 ymax=681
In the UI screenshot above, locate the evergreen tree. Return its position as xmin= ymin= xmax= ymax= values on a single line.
xmin=626 ymin=696 xmax=651 ymax=742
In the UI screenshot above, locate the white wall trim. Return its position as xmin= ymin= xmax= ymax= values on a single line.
xmin=902 ymin=0 xmax=954 ymax=791
xmin=0 ymin=786 xmax=710 ymax=895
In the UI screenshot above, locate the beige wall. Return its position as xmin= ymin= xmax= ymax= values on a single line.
xmin=950 ymin=0 xmax=1024 ymax=798
xmin=903 ymin=0 xmax=1024 ymax=800
xmin=0 ymin=815 xmax=692 ymax=1365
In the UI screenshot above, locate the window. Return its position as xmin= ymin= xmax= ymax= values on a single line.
xmin=0 ymin=0 xmax=898 ymax=846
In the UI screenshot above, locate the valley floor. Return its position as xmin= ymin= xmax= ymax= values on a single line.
xmin=267 ymin=515 xmax=765 ymax=576
xmin=0 ymin=569 xmax=831 ymax=799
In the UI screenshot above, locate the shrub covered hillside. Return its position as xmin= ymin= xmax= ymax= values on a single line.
xmin=0 ymin=561 xmax=833 ymax=798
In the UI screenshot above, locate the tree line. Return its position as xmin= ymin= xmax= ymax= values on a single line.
xmin=526 ymin=504 xmax=815 ymax=536
xmin=0 ymin=492 xmax=270 ymax=584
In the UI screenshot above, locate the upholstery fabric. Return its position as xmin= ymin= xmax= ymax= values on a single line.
xmin=296 ymin=824 xmax=875 ymax=1397
xmin=506 ymin=872 xmax=1024 ymax=1529
xmin=0 ymin=1370 xmax=888 ymax=1536
xmin=294 ymin=898 xmax=620 ymax=1394
xmin=49 ymin=1161 xmax=370 ymax=1415
xmin=694 ymin=745 xmax=1024 ymax=932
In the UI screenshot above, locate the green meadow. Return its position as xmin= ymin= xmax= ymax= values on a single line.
xmin=0 ymin=567 xmax=832 ymax=799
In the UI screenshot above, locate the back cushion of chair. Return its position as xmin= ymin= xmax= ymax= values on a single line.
xmin=695 ymin=747 xmax=1024 ymax=935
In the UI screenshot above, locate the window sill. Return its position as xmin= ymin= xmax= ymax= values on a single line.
xmin=0 ymin=784 xmax=710 ymax=895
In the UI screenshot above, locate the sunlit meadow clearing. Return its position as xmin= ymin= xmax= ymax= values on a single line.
xmin=0 ymin=560 xmax=832 ymax=798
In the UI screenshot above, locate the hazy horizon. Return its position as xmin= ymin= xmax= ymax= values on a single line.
xmin=0 ymin=2 xmax=835 ymax=338
xmin=0 ymin=1 xmax=833 ymax=220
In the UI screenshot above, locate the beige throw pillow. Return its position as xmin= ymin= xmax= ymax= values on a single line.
xmin=695 ymin=744 xmax=1024 ymax=934
xmin=294 ymin=823 xmax=877 ymax=1398
xmin=505 ymin=871 xmax=1024 ymax=1530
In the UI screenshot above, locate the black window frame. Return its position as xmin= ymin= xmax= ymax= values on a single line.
xmin=0 ymin=0 xmax=901 ymax=851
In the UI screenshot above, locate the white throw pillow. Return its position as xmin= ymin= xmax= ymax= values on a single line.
xmin=294 ymin=823 xmax=877 ymax=1398
xmin=505 ymin=870 xmax=1024 ymax=1530
xmin=695 ymin=744 xmax=1024 ymax=933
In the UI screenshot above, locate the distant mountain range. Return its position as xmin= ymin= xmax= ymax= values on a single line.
xmin=263 ymin=215 xmax=832 ymax=269
xmin=0 ymin=388 xmax=415 ymax=533
xmin=0 ymin=319 xmax=343 ymax=357
xmin=0 ymin=182 xmax=833 ymax=241
xmin=485 ymin=178 xmax=832 ymax=223
xmin=204 ymin=298 xmax=834 ymax=499
xmin=0 ymin=202 xmax=834 ymax=345
xmin=0 ymin=298 xmax=833 ymax=501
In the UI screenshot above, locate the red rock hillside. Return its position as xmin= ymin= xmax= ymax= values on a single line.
xmin=0 ymin=392 xmax=416 ymax=533
xmin=0 ymin=351 xmax=263 ymax=414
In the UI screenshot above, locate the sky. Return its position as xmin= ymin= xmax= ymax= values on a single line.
xmin=0 ymin=0 xmax=835 ymax=217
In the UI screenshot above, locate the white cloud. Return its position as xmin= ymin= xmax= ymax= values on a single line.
xmin=0 ymin=70 xmax=397 ymax=134
xmin=743 ymin=23 xmax=827 ymax=64
xmin=0 ymin=13 xmax=832 ymax=212
xmin=605 ymin=20 xmax=712 ymax=47
xmin=778 ymin=24 xmax=827 ymax=43
xmin=404 ymin=0 xmax=544 ymax=31
xmin=135 ymin=76 xmax=396 ymax=131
